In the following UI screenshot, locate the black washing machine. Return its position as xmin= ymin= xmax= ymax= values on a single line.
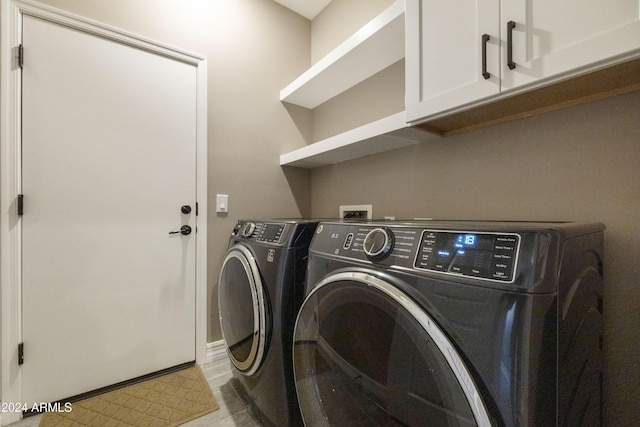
xmin=293 ymin=220 xmax=604 ymax=426
xmin=218 ymin=219 xmax=318 ymax=427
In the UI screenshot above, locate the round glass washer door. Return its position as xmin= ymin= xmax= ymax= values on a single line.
xmin=293 ymin=271 xmax=492 ymax=427
xmin=218 ymin=244 xmax=268 ymax=376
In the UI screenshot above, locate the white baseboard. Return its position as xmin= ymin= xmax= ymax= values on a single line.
xmin=205 ymin=339 xmax=228 ymax=363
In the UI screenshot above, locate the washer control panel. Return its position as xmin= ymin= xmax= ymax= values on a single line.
xmin=415 ymin=230 xmax=519 ymax=282
xmin=233 ymin=221 xmax=286 ymax=244
xmin=257 ymin=223 xmax=286 ymax=244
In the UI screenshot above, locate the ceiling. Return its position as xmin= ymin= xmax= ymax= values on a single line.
xmin=272 ymin=0 xmax=332 ymax=20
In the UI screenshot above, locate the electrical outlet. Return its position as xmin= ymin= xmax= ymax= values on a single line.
xmin=339 ymin=204 xmax=372 ymax=220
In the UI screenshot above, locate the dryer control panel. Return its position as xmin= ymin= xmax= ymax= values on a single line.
xmin=310 ymin=220 xmax=604 ymax=291
xmin=414 ymin=230 xmax=519 ymax=282
xmin=311 ymin=222 xmax=523 ymax=284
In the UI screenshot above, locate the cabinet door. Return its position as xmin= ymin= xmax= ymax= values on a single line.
xmin=502 ymin=0 xmax=640 ymax=90
xmin=406 ymin=0 xmax=500 ymax=123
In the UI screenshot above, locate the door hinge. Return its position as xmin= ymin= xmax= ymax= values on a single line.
xmin=17 ymin=194 xmax=24 ymax=216
xmin=18 ymin=343 xmax=24 ymax=365
xmin=18 ymin=44 xmax=24 ymax=69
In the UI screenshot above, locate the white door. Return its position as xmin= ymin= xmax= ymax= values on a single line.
xmin=21 ymin=15 xmax=197 ymax=405
xmin=405 ymin=0 xmax=500 ymax=122
xmin=501 ymin=0 xmax=640 ymax=90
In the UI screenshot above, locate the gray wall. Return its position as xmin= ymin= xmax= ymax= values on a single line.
xmin=311 ymin=0 xmax=395 ymax=63
xmin=311 ymin=91 xmax=640 ymax=425
xmin=310 ymin=0 xmax=401 ymax=143
xmin=32 ymin=0 xmax=314 ymax=342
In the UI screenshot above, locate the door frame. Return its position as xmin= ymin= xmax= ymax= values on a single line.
xmin=0 ymin=1 xmax=208 ymax=423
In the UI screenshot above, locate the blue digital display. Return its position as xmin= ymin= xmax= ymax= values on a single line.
xmin=454 ymin=234 xmax=477 ymax=248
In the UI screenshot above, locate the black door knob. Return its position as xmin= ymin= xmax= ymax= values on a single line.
xmin=169 ymin=225 xmax=192 ymax=235
xmin=181 ymin=205 xmax=192 ymax=214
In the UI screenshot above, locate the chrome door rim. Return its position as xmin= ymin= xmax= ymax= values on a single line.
xmin=294 ymin=270 xmax=492 ymax=426
xmin=219 ymin=244 xmax=267 ymax=376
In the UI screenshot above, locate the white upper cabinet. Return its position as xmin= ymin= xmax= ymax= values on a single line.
xmin=502 ymin=0 xmax=640 ymax=90
xmin=405 ymin=0 xmax=500 ymax=121
xmin=406 ymin=0 xmax=640 ymax=124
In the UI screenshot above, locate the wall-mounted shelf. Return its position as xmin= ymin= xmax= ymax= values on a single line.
xmin=280 ymin=112 xmax=438 ymax=168
xmin=280 ymin=0 xmax=404 ymax=109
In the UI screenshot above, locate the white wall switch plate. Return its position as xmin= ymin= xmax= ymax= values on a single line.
xmin=216 ymin=194 xmax=229 ymax=213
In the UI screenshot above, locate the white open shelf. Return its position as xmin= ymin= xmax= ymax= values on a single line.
xmin=280 ymin=112 xmax=438 ymax=168
xmin=278 ymin=1 xmax=435 ymax=168
xmin=280 ymin=0 xmax=405 ymax=109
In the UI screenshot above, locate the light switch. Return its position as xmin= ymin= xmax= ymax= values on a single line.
xmin=216 ymin=194 xmax=229 ymax=213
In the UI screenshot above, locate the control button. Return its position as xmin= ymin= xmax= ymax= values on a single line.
xmin=491 ymin=260 xmax=513 ymax=272
xmin=343 ymin=233 xmax=354 ymax=250
xmin=492 ymin=271 xmax=510 ymax=280
xmin=363 ymin=227 xmax=395 ymax=261
xmin=493 ymin=252 xmax=514 ymax=261
xmin=494 ymin=243 xmax=516 ymax=252
xmin=416 ymin=252 xmax=431 ymax=268
xmin=494 ymin=234 xmax=517 ymax=253
xmin=241 ymin=222 xmax=256 ymax=238
xmin=490 ymin=260 xmax=513 ymax=281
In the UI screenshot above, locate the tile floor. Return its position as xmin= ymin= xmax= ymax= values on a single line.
xmin=8 ymin=357 xmax=262 ymax=427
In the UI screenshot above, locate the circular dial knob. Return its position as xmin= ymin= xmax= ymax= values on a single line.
xmin=241 ymin=222 xmax=256 ymax=238
xmin=363 ymin=227 xmax=395 ymax=261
